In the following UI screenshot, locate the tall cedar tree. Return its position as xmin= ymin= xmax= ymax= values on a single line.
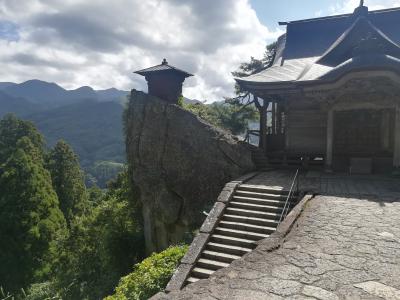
xmin=47 ymin=140 xmax=88 ymax=224
xmin=55 ymin=170 xmax=144 ymax=300
xmin=0 ymin=127 xmax=66 ymax=292
xmin=0 ymin=114 xmax=44 ymax=163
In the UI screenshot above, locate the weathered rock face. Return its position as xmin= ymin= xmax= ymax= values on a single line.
xmin=125 ymin=90 xmax=254 ymax=253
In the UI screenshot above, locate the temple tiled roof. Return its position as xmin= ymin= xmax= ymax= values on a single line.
xmin=236 ymin=5 xmax=400 ymax=90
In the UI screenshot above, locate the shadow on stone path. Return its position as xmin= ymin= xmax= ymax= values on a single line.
xmin=155 ymin=194 xmax=400 ymax=299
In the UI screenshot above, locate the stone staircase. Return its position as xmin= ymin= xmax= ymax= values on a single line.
xmin=184 ymin=184 xmax=298 ymax=285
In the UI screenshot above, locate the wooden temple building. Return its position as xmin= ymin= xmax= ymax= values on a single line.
xmin=236 ymin=2 xmax=400 ymax=173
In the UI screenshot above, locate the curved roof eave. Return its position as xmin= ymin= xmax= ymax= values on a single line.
xmin=235 ymin=55 xmax=400 ymax=94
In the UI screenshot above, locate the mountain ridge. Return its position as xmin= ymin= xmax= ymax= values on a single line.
xmin=0 ymin=79 xmax=200 ymax=186
xmin=1 ymin=80 xmax=130 ymax=108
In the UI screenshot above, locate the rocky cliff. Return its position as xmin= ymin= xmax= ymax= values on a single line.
xmin=125 ymin=90 xmax=254 ymax=253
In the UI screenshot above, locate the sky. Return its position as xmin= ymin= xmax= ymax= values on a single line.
xmin=0 ymin=0 xmax=399 ymax=102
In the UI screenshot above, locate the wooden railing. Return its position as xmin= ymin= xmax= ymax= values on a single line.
xmin=244 ymin=129 xmax=260 ymax=144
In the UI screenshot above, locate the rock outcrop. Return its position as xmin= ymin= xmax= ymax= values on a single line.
xmin=125 ymin=90 xmax=254 ymax=253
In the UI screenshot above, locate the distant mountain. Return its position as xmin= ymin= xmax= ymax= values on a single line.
xmin=27 ymin=100 xmax=125 ymax=167
xmin=184 ymin=97 xmax=202 ymax=104
xmin=96 ymin=88 xmax=129 ymax=102
xmin=69 ymin=86 xmax=98 ymax=100
xmin=3 ymin=80 xmax=99 ymax=108
xmin=0 ymin=91 xmax=41 ymax=117
xmin=0 ymin=80 xmax=130 ymax=186
xmin=0 ymin=79 xmax=200 ymax=186
xmin=4 ymin=80 xmax=71 ymax=106
xmin=1 ymin=80 xmax=198 ymax=106
xmin=0 ymin=82 xmax=16 ymax=90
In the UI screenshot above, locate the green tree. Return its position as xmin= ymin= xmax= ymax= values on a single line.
xmin=0 ymin=114 xmax=44 ymax=164
xmin=87 ymin=185 xmax=105 ymax=206
xmin=88 ymin=161 xmax=125 ymax=188
xmin=0 ymin=137 xmax=66 ymax=292
xmin=54 ymin=170 xmax=144 ymax=300
xmin=105 ymin=245 xmax=188 ymax=300
xmin=183 ymin=101 xmax=258 ymax=135
xmin=229 ymin=42 xmax=278 ymax=109
xmin=232 ymin=42 xmax=277 ymax=92
xmin=47 ymin=140 xmax=88 ymax=225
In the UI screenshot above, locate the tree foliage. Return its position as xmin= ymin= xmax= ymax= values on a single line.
xmin=0 ymin=114 xmax=44 ymax=162
xmin=230 ymin=42 xmax=278 ymax=106
xmin=105 ymin=245 xmax=188 ymax=300
xmin=0 ymin=116 xmax=66 ymax=292
xmin=46 ymin=140 xmax=88 ymax=225
xmin=181 ymin=44 xmax=277 ymax=134
xmin=232 ymin=42 xmax=277 ymax=79
xmin=183 ymin=101 xmax=258 ymax=135
xmin=54 ymin=170 xmax=144 ymax=300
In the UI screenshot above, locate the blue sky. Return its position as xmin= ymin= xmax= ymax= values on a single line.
xmin=250 ymin=0 xmax=335 ymax=29
xmin=250 ymin=0 xmax=400 ymax=29
xmin=0 ymin=20 xmax=19 ymax=42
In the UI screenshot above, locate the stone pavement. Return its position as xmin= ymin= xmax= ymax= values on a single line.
xmin=247 ymin=170 xmax=400 ymax=197
xmin=155 ymin=193 xmax=400 ymax=299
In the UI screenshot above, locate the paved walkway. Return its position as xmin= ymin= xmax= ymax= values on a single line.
xmin=156 ymin=175 xmax=400 ymax=299
xmin=248 ymin=170 xmax=400 ymax=197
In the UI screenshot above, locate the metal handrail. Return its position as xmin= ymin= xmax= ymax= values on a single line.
xmin=244 ymin=129 xmax=260 ymax=144
xmin=278 ymin=169 xmax=300 ymax=224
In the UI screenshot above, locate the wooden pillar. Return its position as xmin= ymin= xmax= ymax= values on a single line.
xmin=393 ymin=105 xmax=400 ymax=168
xmin=284 ymin=104 xmax=290 ymax=151
xmin=276 ymin=103 xmax=282 ymax=134
xmin=271 ymin=101 xmax=276 ymax=135
xmin=259 ymin=102 xmax=268 ymax=152
xmin=381 ymin=109 xmax=391 ymax=151
xmin=325 ymin=109 xmax=334 ymax=172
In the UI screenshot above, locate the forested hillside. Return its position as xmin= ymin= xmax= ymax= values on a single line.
xmin=0 ymin=80 xmax=128 ymax=186
xmin=0 ymin=115 xmax=186 ymax=300
xmin=28 ymin=100 xmax=125 ymax=186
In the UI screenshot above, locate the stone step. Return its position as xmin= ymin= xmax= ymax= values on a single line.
xmin=210 ymin=234 xmax=256 ymax=248
xmin=206 ymin=242 xmax=252 ymax=256
xmin=219 ymin=220 xmax=275 ymax=234
xmin=222 ymin=214 xmax=279 ymax=227
xmin=229 ymin=201 xmax=284 ymax=213
xmin=197 ymin=258 xmax=230 ymax=270
xmin=202 ymin=250 xmax=241 ymax=263
xmin=225 ymin=207 xmax=281 ymax=220
xmin=232 ymin=195 xmax=287 ymax=206
xmin=235 ymin=190 xmax=290 ymax=201
xmin=191 ymin=267 xmax=215 ymax=279
xmin=238 ymin=184 xmax=293 ymax=195
xmin=186 ymin=277 xmax=200 ymax=284
xmin=214 ymin=226 xmax=269 ymax=241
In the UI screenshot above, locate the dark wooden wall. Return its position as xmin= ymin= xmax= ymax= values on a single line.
xmin=286 ymin=107 xmax=327 ymax=155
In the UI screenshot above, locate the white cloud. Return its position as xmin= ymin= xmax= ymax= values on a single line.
xmin=0 ymin=0 xmax=283 ymax=102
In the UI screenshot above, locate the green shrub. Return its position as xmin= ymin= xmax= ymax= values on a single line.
xmin=183 ymin=101 xmax=258 ymax=135
xmin=24 ymin=282 xmax=61 ymax=300
xmin=177 ymin=95 xmax=184 ymax=107
xmin=105 ymin=245 xmax=188 ymax=300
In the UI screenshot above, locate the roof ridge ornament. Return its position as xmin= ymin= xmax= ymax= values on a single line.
xmin=354 ymin=0 xmax=368 ymax=16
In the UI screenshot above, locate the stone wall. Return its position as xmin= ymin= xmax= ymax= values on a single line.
xmin=125 ymin=90 xmax=255 ymax=253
